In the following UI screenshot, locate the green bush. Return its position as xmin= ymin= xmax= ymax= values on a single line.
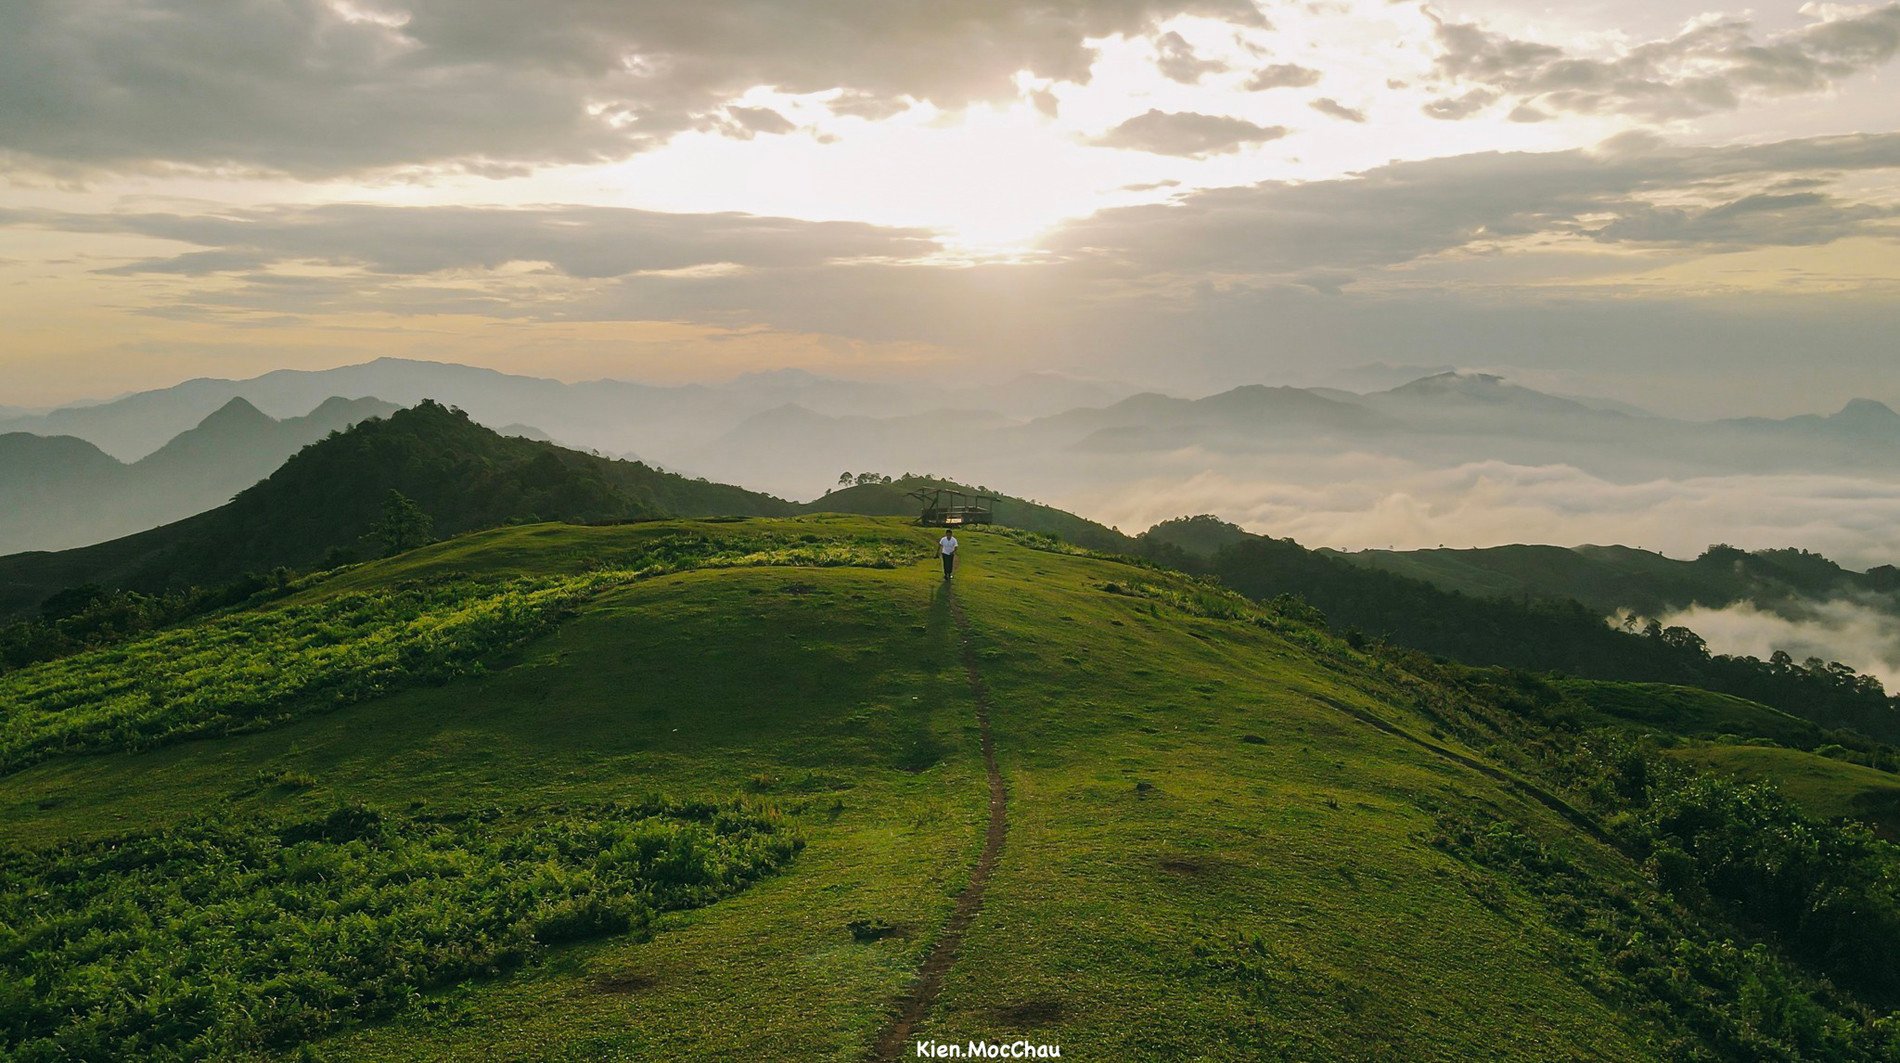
xmin=0 ymin=800 xmax=800 ymax=1060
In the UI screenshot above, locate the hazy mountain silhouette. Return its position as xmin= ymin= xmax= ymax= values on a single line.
xmin=0 ymin=358 xmax=1144 ymax=466
xmin=0 ymin=401 xmax=793 ymax=616
xmin=0 ymin=396 xmax=397 ymax=554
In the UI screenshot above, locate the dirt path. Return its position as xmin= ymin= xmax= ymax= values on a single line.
xmin=870 ymin=588 xmax=1008 ymax=1060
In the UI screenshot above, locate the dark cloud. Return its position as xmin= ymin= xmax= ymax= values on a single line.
xmin=17 ymin=134 xmax=1897 ymax=301
xmin=1155 ymin=31 xmax=1227 ymax=83
xmin=1308 ymin=97 xmax=1367 ymax=122
xmin=0 ymin=0 xmax=1266 ymax=175
xmin=17 ymin=203 xmax=939 ymax=278
xmin=1245 ymin=62 xmax=1323 ymax=89
xmin=1588 ymin=192 xmax=1897 ymax=247
xmin=1429 ymin=4 xmax=1900 ymax=121
xmin=722 ymin=106 xmax=798 ymax=137
xmin=1092 ymin=109 xmax=1290 ymax=157
xmin=1422 ymin=89 xmax=1498 ymax=120
xmin=1044 ymin=132 xmax=1900 ymax=275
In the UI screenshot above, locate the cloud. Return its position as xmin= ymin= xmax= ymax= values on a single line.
xmin=1428 ymin=3 xmax=1900 ymax=121
xmin=1656 ymin=599 xmax=1900 ymax=689
xmin=22 ymin=203 xmax=940 ymax=278
xmin=1043 ymin=132 xmax=1900 ymax=276
xmin=1422 ymin=89 xmax=1498 ymax=121
xmin=1155 ymin=30 xmax=1227 ymax=83
xmin=1308 ymin=97 xmax=1367 ymax=122
xmin=1246 ymin=62 xmax=1323 ymax=89
xmin=10 ymin=132 xmax=1898 ymax=403
xmin=1092 ymin=109 xmax=1291 ymax=157
xmin=1057 ymin=459 xmax=1900 ymax=572
xmin=720 ymin=106 xmax=798 ymax=138
xmin=0 ymin=0 xmax=1266 ymax=175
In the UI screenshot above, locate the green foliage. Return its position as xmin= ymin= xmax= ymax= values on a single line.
xmin=0 ymin=800 xmax=799 ymax=1059
xmin=1431 ymin=810 xmax=1898 ymax=1061
xmin=1577 ymin=741 xmax=1900 ymax=1006
xmin=373 ymin=489 xmax=434 ymax=556
xmin=0 ymin=577 xmax=589 ymax=773
xmin=0 ymin=571 xmax=303 ymax=675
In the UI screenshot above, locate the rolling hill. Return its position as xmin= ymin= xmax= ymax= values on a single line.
xmin=4 ymin=517 xmax=1897 ymax=1059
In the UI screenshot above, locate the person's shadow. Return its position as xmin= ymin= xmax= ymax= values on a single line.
xmin=929 ymin=575 xmax=953 ymax=635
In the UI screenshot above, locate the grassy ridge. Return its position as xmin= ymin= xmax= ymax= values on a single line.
xmin=0 ymin=523 xmax=920 ymax=773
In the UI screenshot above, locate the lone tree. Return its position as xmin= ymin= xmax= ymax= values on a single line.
xmin=373 ymin=489 xmax=434 ymax=556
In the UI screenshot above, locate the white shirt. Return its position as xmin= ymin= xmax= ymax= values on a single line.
xmin=939 ymin=534 xmax=958 ymax=555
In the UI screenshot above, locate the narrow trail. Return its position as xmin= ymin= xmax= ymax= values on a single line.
xmin=870 ymin=586 xmax=1008 ymax=1061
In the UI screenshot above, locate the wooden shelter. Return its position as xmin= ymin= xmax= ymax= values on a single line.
xmin=909 ymin=487 xmax=998 ymax=527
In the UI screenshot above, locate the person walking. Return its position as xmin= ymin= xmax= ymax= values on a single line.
xmin=939 ymin=530 xmax=959 ymax=579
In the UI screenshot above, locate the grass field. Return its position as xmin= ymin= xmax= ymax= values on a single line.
xmin=0 ymin=516 xmax=1860 ymax=1059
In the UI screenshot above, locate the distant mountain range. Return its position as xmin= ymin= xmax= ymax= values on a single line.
xmin=5 ymin=360 xmax=1899 ymax=560
xmin=0 ymin=358 xmax=1139 ymax=464
xmin=0 ymin=396 xmax=397 ymax=554
xmin=681 ymin=369 xmax=1900 ymax=497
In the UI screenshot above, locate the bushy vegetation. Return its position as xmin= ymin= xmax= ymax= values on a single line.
xmin=1565 ymin=733 xmax=1900 ymax=1009
xmin=1432 ymin=808 xmax=1899 ymax=1061
xmin=0 ymin=577 xmax=592 ymax=773
xmin=0 ymin=571 xmax=302 ymax=674
xmin=0 ymin=799 xmax=799 ymax=1060
xmin=0 ymin=530 xmax=919 ymax=773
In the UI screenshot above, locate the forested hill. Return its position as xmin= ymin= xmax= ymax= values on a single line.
xmin=1323 ymin=540 xmax=1900 ymax=618
xmin=0 ymin=401 xmax=793 ymax=616
xmin=797 ymin=476 xmax=1137 ymax=552
xmin=1140 ymin=516 xmax=1900 ymax=743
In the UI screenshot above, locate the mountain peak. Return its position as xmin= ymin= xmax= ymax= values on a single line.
xmin=1397 ymin=371 xmax=1507 ymax=393
xmin=1832 ymin=398 xmax=1900 ymax=426
xmin=184 ymin=396 xmax=276 ymax=435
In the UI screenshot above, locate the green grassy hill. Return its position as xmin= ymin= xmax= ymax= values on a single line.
xmin=4 ymin=517 xmax=1897 ymax=1060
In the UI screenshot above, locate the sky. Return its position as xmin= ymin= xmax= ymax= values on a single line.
xmin=1 ymin=0 xmax=1897 ymax=415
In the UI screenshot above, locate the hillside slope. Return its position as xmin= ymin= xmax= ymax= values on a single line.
xmin=4 ymin=518 xmax=1894 ymax=1059
xmin=1142 ymin=517 xmax=1900 ymax=742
